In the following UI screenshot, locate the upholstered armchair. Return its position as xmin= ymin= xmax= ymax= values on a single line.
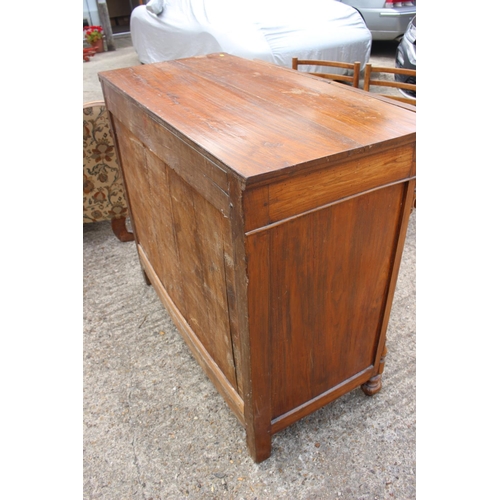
xmin=83 ymin=101 xmax=134 ymax=242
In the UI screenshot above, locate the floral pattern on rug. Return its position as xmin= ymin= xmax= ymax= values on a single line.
xmin=83 ymin=103 xmax=129 ymax=223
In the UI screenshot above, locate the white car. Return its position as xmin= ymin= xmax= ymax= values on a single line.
xmin=338 ymin=0 xmax=416 ymax=40
xmin=131 ymin=0 xmax=372 ymax=74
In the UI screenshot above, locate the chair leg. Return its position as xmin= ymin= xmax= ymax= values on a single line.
xmin=111 ymin=217 xmax=134 ymax=242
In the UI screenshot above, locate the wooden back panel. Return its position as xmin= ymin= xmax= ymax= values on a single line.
xmin=112 ymin=118 xmax=241 ymax=393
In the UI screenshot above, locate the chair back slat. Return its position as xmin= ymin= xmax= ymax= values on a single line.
xmin=292 ymin=57 xmax=361 ymax=88
xmin=363 ymin=63 xmax=416 ymax=106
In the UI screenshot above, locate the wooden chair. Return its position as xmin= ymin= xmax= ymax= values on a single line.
xmin=291 ymin=58 xmax=361 ymax=88
xmin=363 ymin=63 xmax=416 ymax=105
xmin=363 ymin=64 xmax=417 ymax=209
xmin=83 ymin=101 xmax=134 ymax=242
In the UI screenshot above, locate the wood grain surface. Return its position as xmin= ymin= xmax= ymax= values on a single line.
xmin=100 ymin=53 xmax=415 ymax=185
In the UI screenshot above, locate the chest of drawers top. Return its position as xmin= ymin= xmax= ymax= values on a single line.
xmin=99 ymin=53 xmax=416 ymax=188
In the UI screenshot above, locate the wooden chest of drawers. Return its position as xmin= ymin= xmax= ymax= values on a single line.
xmin=99 ymin=54 xmax=416 ymax=462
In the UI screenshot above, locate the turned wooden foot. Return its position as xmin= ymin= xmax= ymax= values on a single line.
xmin=361 ymin=344 xmax=387 ymax=396
xmin=361 ymin=374 xmax=383 ymax=396
xmin=111 ymin=216 xmax=134 ymax=242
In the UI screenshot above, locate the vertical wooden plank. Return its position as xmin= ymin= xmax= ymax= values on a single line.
xmin=168 ymin=171 xmax=208 ymax=330
xmin=169 ymin=171 xmax=237 ymax=388
xmin=112 ymin=120 xmax=160 ymax=266
xmin=193 ymin=192 xmax=238 ymax=389
xmin=244 ymin=229 xmax=272 ymax=463
xmin=227 ymin=177 xmax=272 ymax=462
xmin=142 ymin=149 xmax=185 ymax=307
xmin=221 ymin=231 xmax=245 ymax=397
xmin=371 ymin=179 xmax=416 ymax=375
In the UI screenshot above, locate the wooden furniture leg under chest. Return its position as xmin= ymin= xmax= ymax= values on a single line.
xmin=99 ymin=54 xmax=416 ymax=462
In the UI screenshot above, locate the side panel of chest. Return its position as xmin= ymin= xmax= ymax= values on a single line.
xmin=244 ymin=145 xmax=415 ymax=430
